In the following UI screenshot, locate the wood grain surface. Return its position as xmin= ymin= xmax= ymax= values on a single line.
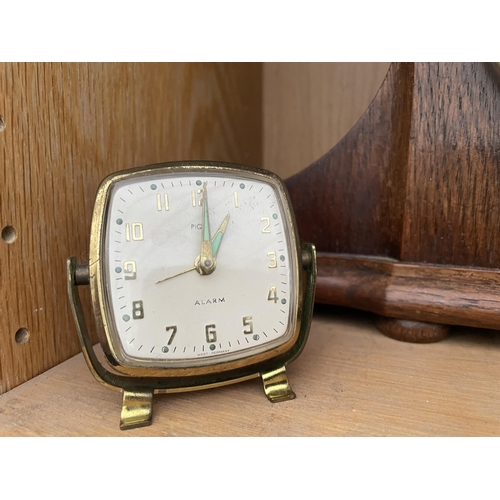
xmin=1 ymin=307 xmax=499 ymax=436
xmin=0 ymin=62 xmax=262 ymax=394
xmin=285 ymin=62 xmax=500 ymax=335
xmin=402 ymin=63 xmax=500 ymax=267
xmin=285 ymin=62 xmax=413 ymax=257
xmin=286 ymin=62 xmax=500 ymax=264
xmin=263 ymin=62 xmax=390 ymax=178
xmin=315 ymin=253 xmax=500 ymax=330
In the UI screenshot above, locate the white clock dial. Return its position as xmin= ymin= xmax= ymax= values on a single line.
xmin=102 ymin=169 xmax=299 ymax=368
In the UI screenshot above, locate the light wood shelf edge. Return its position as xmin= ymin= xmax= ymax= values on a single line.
xmin=1 ymin=308 xmax=499 ymax=436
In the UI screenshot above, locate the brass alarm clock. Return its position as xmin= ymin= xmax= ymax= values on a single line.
xmin=67 ymin=161 xmax=316 ymax=430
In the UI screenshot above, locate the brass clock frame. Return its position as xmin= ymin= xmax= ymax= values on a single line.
xmin=67 ymin=161 xmax=316 ymax=430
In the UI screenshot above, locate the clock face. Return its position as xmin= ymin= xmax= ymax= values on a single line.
xmin=97 ymin=166 xmax=299 ymax=369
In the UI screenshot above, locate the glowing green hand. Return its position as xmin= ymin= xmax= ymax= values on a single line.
xmin=211 ymin=213 xmax=230 ymax=257
xmin=198 ymin=183 xmax=216 ymax=275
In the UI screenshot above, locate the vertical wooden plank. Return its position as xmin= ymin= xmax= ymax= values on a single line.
xmin=402 ymin=62 xmax=500 ymax=267
xmin=0 ymin=62 xmax=262 ymax=393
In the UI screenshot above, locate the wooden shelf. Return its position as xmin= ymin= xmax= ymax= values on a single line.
xmin=1 ymin=306 xmax=499 ymax=436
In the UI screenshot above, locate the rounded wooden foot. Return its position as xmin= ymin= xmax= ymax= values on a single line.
xmin=375 ymin=317 xmax=450 ymax=343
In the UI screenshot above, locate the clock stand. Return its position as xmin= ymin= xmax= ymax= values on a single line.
xmin=286 ymin=62 xmax=500 ymax=342
xmin=67 ymin=241 xmax=316 ymax=429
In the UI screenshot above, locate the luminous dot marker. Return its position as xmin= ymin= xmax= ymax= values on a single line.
xmin=253 ymin=334 xmax=260 ymax=341
xmin=273 ymin=213 xmax=278 ymax=219
xmin=280 ymin=255 xmax=285 ymax=261
xmin=150 ymin=184 xmax=157 ymax=190
xmin=115 ymin=267 xmax=122 ymax=273
xmin=116 ymin=218 xmax=123 ymax=225
xmin=281 ymin=299 xmax=287 ymax=305
xmin=123 ymin=314 xmax=130 ymax=322
xmin=162 ymin=346 xmax=169 ymax=353
xmin=196 ymin=180 xmax=202 ymax=186
xmin=240 ymin=183 xmax=245 ymax=189
xmin=209 ymin=344 xmax=216 ymax=351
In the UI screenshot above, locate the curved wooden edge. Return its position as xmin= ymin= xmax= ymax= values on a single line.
xmin=315 ymin=253 xmax=500 ymax=330
xmin=284 ymin=63 xmax=415 ymax=258
xmin=285 ymin=63 xmax=396 ymax=180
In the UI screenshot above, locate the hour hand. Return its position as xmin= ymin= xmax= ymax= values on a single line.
xmin=211 ymin=213 xmax=230 ymax=257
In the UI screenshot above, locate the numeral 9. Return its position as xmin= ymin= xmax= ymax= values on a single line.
xmin=124 ymin=260 xmax=137 ymax=280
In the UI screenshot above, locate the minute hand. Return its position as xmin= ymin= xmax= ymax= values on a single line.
xmin=198 ymin=182 xmax=216 ymax=275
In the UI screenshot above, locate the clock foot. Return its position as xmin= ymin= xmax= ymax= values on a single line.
xmin=375 ymin=316 xmax=451 ymax=343
xmin=261 ymin=365 xmax=296 ymax=402
xmin=120 ymin=390 xmax=154 ymax=430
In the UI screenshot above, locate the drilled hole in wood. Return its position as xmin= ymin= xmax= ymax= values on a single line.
xmin=1 ymin=225 xmax=17 ymax=244
xmin=0 ymin=115 xmax=4 ymax=132
xmin=15 ymin=328 xmax=30 ymax=344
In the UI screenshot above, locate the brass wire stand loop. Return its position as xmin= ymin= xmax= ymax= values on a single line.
xmin=67 ymin=257 xmax=156 ymax=429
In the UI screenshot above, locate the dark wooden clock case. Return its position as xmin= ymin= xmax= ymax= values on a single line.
xmin=286 ymin=62 xmax=500 ymax=342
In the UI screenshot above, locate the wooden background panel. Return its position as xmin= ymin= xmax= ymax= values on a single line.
xmin=402 ymin=62 xmax=500 ymax=268
xmin=263 ymin=62 xmax=390 ymax=178
xmin=0 ymin=62 xmax=262 ymax=394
